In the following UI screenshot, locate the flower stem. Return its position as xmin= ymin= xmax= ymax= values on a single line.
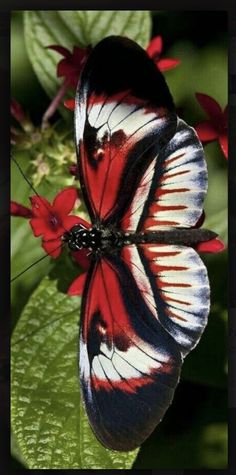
xmin=41 ymin=80 xmax=69 ymax=130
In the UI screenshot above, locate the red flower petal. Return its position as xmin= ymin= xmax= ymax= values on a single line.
xmin=52 ymin=188 xmax=78 ymax=216
xmin=195 ymin=93 xmax=223 ymax=125
xmin=49 ymin=44 xmax=90 ymax=90
xmin=219 ymin=132 xmax=228 ymax=159
xmin=71 ymin=248 xmax=91 ymax=270
xmin=11 ymin=201 xmax=32 ymax=218
xmin=195 ymin=121 xmax=218 ymax=142
xmin=69 ymin=164 xmax=78 ymax=176
xmin=57 ymin=58 xmax=75 ymax=79
xmin=147 ymin=35 xmax=163 ymax=57
xmin=67 ymin=272 xmax=87 ymax=296
xmin=30 ymin=195 xmax=52 ymax=218
xmin=47 ymin=45 xmax=71 ymax=58
xmin=72 ymin=46 xmax=88 ymax=65
xmin=42 ymin=239 xmax=62 ymax=258
xmin=30 ymin=216 xmax=65 ymax=240
xmin=29 ymin=217 xmax=46 ymax=237
xmin=157 ymin=58 xmax=181 ymax=71
xmin=11 ymin=99 xmax=26 ymax=123
xmin=64 ymin=99 xmax=75 ymax=110
xmin=195 ymin=237 xmax=225 ymax=253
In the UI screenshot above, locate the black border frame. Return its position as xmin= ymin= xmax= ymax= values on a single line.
xmin=1 ymin=1 xmax=236 ymax=473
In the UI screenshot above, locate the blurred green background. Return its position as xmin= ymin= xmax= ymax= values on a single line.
xmin=11 ymin=11 xmax=227 ymax=470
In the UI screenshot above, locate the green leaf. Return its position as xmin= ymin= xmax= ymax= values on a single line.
xmin=24 ymin=10 xmax=151 ymax=108
xmin=11 ymin=276 xmax=139 ymax=469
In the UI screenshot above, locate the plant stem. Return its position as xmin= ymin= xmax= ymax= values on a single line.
xmin=41 ymin=80 xmax=69 ymax=130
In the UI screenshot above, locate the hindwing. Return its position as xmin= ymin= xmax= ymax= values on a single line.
xmin=80 ymin=253 xmax=182 ymax=451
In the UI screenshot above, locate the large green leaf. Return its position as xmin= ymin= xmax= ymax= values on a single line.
xmin=11 ymin=276 xmax=138 ymax=469
xmin=24 ymin=10 xmax=151 ymax=108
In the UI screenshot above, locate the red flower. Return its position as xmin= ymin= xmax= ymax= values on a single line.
xmin=193 ymin=210 xmax=225 ymax=253
xmin=64 ymin=98 xmax=75 ymax=110
xmin=69 ymin=164 xmax=78 ymax=176
xmin=11 ymin=99 xmax=26 ymax=124
xmin=48 ymin=45 xmax=91 ymax=89
xmin=195 ymin=237 xmax=225 ymax=253
xmin=66 ymin=246 xmax=92 ymax=296
xmin=11 ymin=188 xmax=91 ymax=295
xmin=195 ymin=93 xmax=228 ymax=159
xmin=67 ymin=271 xmax=88 ymax=296
xmin=11 ymin=98 xmax=34 ymax=139
xmin=29 ymin=187 xmax=87 ymax=258
xmin=147 ymin=35 xmax=180 ymax=72
xmin=11 ymin=201 xmax=32 ymax=218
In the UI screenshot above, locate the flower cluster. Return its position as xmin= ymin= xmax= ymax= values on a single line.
xmin=11 ymin=98 xmax=78 ymax=188
xmin=48 ymin=44 xmax=91 ymax=89
xmin=147 ymin=35 xmax=180 ymax=71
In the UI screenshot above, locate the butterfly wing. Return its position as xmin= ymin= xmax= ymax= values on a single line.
xmin=117 ymin=113 xmax=210 ymax=359
xmin=120 ymin=117 xmax=208 ymax=231
xmin=80 ymin=254 xmax=182 ymax=451
xmin=75 ymin=35 xmax=177 ymax=223
xmin=76 ymin=36 xmax=210 ymax=450
xmin=121 ymin=244 xmax=210 ymax=358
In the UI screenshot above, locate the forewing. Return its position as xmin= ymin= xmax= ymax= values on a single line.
xmin=75 ymin=36 xmax=177 ymax=223
xmin=80 ymin=254 xmax=182 ymax=451
xmin=120 ymin=118 xmax=208 ymax=231
xmin=121 ymin=244 xmax=210 ymax=357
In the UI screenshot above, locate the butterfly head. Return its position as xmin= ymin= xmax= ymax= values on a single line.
xmin=63 ymin=224 xmax=102 ymax=251
xmin=63 ymin=223 xmax=124 ymax=254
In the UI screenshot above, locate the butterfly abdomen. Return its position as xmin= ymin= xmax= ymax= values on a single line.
xmin=124 ymin=228 xmax=217 ymax=246
xmin=64 ymin=223 xmax=217 ymax=253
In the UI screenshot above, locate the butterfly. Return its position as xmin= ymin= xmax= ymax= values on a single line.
xmin=60 ymin=35 xmax=216 ymax=451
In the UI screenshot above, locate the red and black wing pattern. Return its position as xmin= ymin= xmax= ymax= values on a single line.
xmin=76 ymin=36 xmax=210 ymax=450
xmin=75 ymin=36 xmax=177 ymax=223
xmin=120 ymin=118 xmax=208 ymax=231
xmin=80 ymin=254 xmax=182 ymax=451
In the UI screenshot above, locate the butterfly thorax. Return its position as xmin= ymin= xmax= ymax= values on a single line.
xmin=63 ymin=223 xmax=217 ymax=253
xmin=63 ymin=224 xmax=121 ymax=252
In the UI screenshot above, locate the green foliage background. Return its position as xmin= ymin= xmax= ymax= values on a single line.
xmin=11 ymin=10 xmax=227 ymax=470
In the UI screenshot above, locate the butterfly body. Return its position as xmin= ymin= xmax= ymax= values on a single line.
xmin=72 ymin=35 xmax=213 ymax=451
xmin=64 ymin=224 xmax=216 ymax=254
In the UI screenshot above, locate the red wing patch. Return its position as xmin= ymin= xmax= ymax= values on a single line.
xmin=80 ymin=255 xmax=181 ymax=451
xmin=76 ymin=94 xmax=176 ymax=223
xmin=75 ymin=36 xmax=177 ymax=223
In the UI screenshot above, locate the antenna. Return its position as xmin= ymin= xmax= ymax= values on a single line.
xmin=11 ymin=242 xmax=65 ymax=283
